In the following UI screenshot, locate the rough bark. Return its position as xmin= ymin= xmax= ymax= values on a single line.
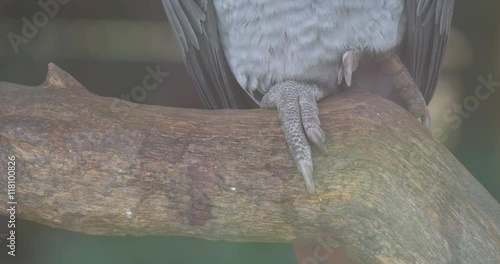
xmin=0 ymin=64 xmax=499 ymax=264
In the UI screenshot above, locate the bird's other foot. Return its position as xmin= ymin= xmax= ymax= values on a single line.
xmin=338 ymin=50 xmax=362 ymax=87
xmin=376 ymin=51 xmax=431 ymax=129
xmin=260 ymin=81 xmax=329 ymax=194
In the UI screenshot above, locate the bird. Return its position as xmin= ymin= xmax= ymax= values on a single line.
xmin=162 ymin=0 xmax=454 ymax=194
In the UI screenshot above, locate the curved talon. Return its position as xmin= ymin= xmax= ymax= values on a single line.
xmin=338 ymin=50 xmax=361 ymax=87
xmin=421 ymin=109 xmax=431 ymax=130
xmin=307 ymin=128 xmax=327 ymax=154
xmin=298 ymin=161 xmax=315 ymax=194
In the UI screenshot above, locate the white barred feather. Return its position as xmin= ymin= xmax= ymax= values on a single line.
xmin=213 ymin=0 xmax=406 ymax=101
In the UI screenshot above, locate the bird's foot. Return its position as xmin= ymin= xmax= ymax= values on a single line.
xmin=260 ymin=81 xmax=329 ymax=194
xmin=337 ymin=50 xmax=362 ymax=87
xmin=376 ymin=50 xmax=431 ymax=129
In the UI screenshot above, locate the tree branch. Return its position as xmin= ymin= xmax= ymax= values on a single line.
xmin=0 ymin=64 xmax=499 ymax=263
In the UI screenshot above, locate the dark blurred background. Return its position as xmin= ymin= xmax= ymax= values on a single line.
xmin=0 ymin=0 xmax=498 ymax=263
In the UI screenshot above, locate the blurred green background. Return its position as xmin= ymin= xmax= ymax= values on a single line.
xmin=0 ymin=0 xmax=498 ymax=263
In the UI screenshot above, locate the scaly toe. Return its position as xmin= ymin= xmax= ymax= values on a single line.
xmin=260 ymin=81 xmax=329 ymax=194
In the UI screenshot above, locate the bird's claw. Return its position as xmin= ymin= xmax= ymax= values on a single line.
xmin=376 ymin=51 xmax=432 ymax=130
xmin=260 ymin=81 xmax=329 ymax=194
xmin=306 ymin=128 xmax=327 ymax=154
xmin=338 ymin=50 xmax=361 ymax=87
xmin=298 ymin=160 xmax=314 ymax=194
xmin=421 ymin=109 xmax=431 ymax=130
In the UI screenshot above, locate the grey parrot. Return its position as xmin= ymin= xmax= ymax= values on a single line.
xmin=162 ymin=0 xmax=454 ymax=193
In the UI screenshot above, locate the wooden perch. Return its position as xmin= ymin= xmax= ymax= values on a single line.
xmin=0 ymin=64 xmax=499 ymax=263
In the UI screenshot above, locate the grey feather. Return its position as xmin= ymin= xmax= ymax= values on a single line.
xmin=161 ymin=0 xmax=252 ymax=109
xmin=403 ymin=0 xmax=454 ymax=103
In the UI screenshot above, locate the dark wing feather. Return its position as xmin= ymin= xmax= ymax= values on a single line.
xmin=162 ymin=0 xmax=251 ymax=109
xmin=403 ymin=0 xmax=454 ymax=104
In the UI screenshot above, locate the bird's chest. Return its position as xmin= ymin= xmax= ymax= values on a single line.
xmin=213 ymin=0 xmax=406 ymax=98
